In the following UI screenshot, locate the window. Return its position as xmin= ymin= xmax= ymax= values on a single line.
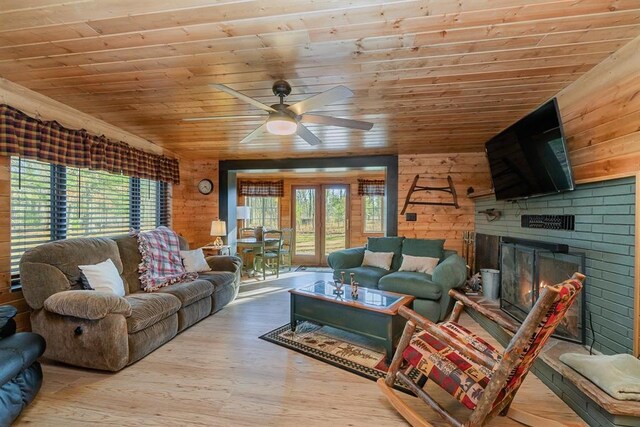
xmin=245 ymin=196 xmax=279 ymax=230
xmin=363 ymin=195 xmax=385 ymax=233
xmin=10 ymin=157 xmax=169 ymax=276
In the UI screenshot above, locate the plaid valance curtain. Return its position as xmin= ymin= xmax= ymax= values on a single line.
xmin=358 ymin=179 xmax=385 ymax=196
xmin=239 ymin=180 xmax=284 ymax=197
xmin=0 ymin=104 xmax=181 ymax=184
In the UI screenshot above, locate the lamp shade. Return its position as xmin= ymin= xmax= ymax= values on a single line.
xmin=236 ymin=206 xmax=251 ymax=220
xmin=210 ymin=220 xmax=227 ymax=236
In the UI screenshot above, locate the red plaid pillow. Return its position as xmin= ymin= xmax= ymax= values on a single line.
xmin=137 ymin=226 xmax=197 ymax=292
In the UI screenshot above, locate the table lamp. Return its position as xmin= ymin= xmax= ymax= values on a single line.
xmin=236 ymin=206 xmax=251 ymax=228
xmin=210 ymin=220 xmax=226 ymax=247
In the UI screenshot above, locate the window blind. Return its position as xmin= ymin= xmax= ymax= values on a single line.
xmin=139 ymin=178 xmax=159 ymax=230
xmin=10 ymin=158 xmax=52 ymax=275
xmin=66 ymin=167 xmax=131 ymax=238
xmin=10 ymin=157 xmax=170 ymax=277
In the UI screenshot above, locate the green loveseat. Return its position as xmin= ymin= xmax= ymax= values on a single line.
xmin=327 ymin=237 xmax=467 ymax=321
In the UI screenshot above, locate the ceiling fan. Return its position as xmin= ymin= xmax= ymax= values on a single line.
xmin=182 ymin=80 xmax=373 ymax=146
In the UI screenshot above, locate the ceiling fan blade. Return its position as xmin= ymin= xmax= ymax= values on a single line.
xmin=300 ymin=114 xmax=373 ymax=130
xmin=182 ymin=114 xmax=266 ymax=122
xmin=296 ymin=124 xmax=321 ymax=146
xmin=288 ymin=85 xmax=353 ymax=115
xmin=239 ymin=123 xmax=268 ymax=144
xmin=210 ymin=84 xmax=276 ymax=112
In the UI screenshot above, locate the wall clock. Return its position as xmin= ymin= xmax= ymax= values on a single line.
xmin=197 ymin=179 xmax=214 ymax=195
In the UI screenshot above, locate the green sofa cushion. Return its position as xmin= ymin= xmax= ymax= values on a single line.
xmin=367 ymin=237 xmax=404 ymax=271
xmin=401 ymin=238 xmax=445 ymax=260
xmin=332 ymin=266 xmax=389 ymax=289
xmin=378 ymin=271 xmax=442 ymax=300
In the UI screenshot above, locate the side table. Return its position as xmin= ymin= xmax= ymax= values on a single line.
xmin=201 ymin=245 xmax=230 ymax=256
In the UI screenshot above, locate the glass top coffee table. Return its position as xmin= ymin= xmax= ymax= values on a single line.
xmin=289 ymin=281 xmax=415 ymax=362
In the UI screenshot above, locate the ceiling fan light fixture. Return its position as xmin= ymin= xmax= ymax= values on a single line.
xmin=266 ymin=114 xmax=297 ymax=135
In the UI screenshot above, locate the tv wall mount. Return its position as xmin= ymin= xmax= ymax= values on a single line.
xmin=401 ymin=174 xmax=459 ymax=215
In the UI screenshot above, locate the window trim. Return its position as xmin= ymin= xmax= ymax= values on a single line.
xmin=362 ymin=194 xmax=385 ymax=234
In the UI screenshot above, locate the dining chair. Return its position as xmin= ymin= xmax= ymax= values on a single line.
xmin=279 ymin=227 xmax=294 ymax=272
xmin=378 ymin=272 xmax=585 ymax=427
xmin=237 ymin=227 xmax=256 ymax=275
xmin=253 ymin=230 xmax=283 ymax=280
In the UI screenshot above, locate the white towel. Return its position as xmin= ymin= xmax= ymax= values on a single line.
xmin=559 ymin=353 xmax=640 ymax=401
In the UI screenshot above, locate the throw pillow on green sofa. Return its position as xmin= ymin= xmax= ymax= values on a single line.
xmin=402 ymin=238 xmax=445 ymax=260
xmin=367 ymin=237 xmax=404 ymax=271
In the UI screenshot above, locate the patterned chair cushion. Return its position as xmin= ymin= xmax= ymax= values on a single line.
xmin=402 ymin=321 xmax=501 ymax=410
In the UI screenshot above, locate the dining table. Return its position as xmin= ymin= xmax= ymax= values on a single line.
xmin=236 ymin=237 xmax=281 ymax=277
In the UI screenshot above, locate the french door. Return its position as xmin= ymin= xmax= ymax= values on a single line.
xmin=292 ymin=185 xmax=349 ymax=265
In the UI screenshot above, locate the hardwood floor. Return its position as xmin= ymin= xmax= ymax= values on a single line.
xmin=17 ymin=272 xmax=584 ymax=426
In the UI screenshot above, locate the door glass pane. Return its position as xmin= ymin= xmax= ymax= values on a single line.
xmin=324 ymin=187 xmax=347 ymax=255
xmin=295 ymin=188 xmax=315 ymax=255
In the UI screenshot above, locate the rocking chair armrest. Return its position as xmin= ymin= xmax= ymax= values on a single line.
xmin=448 ymin=289 xmax=519 ymax=334
xmin=398 ymin=306 xmax=497 ymax=370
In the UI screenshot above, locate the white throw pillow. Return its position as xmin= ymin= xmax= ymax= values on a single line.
xmin=361 ymin=250 xmax=394 ymax=270
xmin=78 ymin=258 xmax=126 ymax=297
xmin=399 ymin=254 xmax=440 ymax=274
xmin=180 ymin=248 xmax=212 ymax=273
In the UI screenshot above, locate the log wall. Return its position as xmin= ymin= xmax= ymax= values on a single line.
xmin=397 ymin=153 xmax=492 ymax=254
xmin=172 ymin=159 xmax=220 ymax=249
xmin=557 ymin=35 xmax=640 ymax=183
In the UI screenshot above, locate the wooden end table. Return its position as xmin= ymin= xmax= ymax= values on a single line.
xmin=201 ymin=245 xmax=230 ymax=256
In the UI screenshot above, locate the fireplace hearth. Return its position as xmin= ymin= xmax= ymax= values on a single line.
xmin=500 ymin=239 xmax=585 ymax=343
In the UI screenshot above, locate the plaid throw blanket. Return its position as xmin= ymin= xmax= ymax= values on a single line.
xmin=137 ymin=226 xmax=197 ymax=292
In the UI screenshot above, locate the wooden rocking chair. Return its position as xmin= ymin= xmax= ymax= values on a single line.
xmin=378 ymin=272 xmax=585 ymax=427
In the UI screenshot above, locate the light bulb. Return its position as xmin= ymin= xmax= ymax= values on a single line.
xmin=266 ymin=115 xmax=297 ymax=135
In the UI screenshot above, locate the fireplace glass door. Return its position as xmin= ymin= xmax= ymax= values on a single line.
xmin=500 ymin=241 xmax=585 ymax=344
xmin=500 ymin=243 xmax=535 ymax=323
xmin=537 ymin=252 xmax=585 ymax=343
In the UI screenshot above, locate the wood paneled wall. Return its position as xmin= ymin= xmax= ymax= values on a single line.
xmin=0 ymin=155 xmax=29 ymax=331
xmin=172 ymin=159 xmax=220 ymax=249
xmin=397 ymin=153 xmax=492 ymax=254
xmin=557 ymin=35 xmax=640 ymax=183
xmin=238 ymin=172 xmax=386 ymax=249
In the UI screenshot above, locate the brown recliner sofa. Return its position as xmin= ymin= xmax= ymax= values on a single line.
xmin=19 ymin=234 xmax=242 ymax=372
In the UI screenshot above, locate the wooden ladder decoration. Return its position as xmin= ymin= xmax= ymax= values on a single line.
xmin=400 ymin=174 xmax=459 ymax=215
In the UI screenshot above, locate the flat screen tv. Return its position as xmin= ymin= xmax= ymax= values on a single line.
xmin=485 ymin=98 xmax=574 ymax=201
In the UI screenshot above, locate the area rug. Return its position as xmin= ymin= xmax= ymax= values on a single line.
xmin=295 ymin=266 xmax=333 ymax=273
xmin=259 ymin=322 xmax=420 ymax=394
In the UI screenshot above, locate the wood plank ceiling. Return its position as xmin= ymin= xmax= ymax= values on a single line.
xmin=1 ymin=0 xmax=639 ymax=160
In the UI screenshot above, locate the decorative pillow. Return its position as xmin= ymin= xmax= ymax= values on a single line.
xmin=78 ymin=258 xmax=126 ymax=297
xmin=180 ymin=249 xmax=212 ymax=273
xmin=399 ymin=254 xmax=440 ymax=274
xmin=361 ymin=249 xmax=394 ymax=270
xmin=137 ymin=226 xmax=197 ymax=292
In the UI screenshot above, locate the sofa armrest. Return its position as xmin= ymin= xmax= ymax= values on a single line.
xmin=432 ymin=254 xmax=467 ymax=290
xmin=327 ymin=247 xmax=365 ymax=270
xmin=432 ymin=254 xmax=468 ymax=321
xmin=44 ymin=291 xmax=131 ymax=320
xmin=20 ymin=261 xmax=72 ymax=310
xmin=206 ymin=255 xmax=243 ymax=273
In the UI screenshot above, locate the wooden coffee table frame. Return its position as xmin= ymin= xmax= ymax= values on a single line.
xmin=289 ymin=285 xmax=415 ymax=362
